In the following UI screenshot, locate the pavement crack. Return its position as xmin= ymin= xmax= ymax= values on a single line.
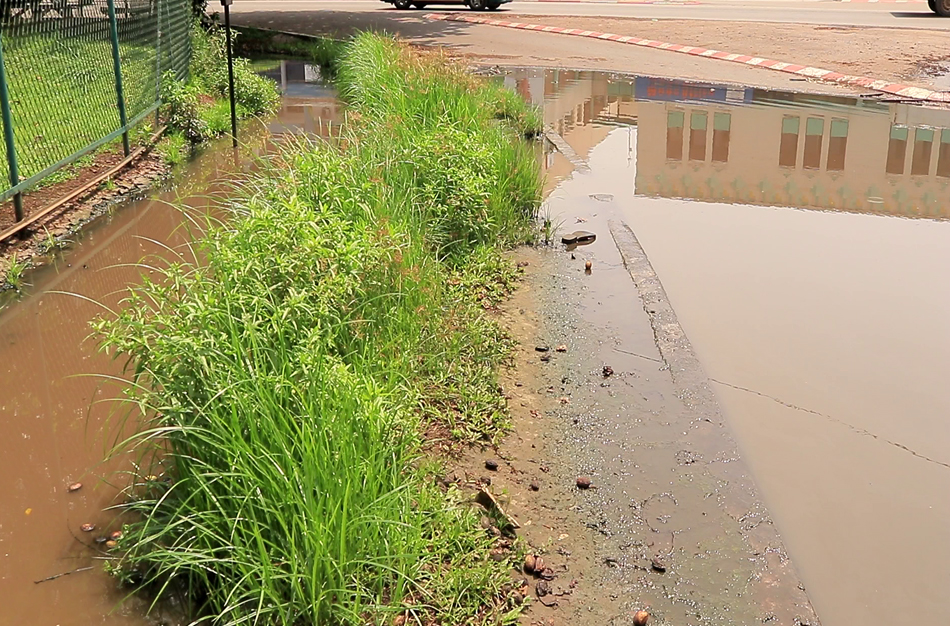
xmin=612 ymin=347 xmax=662 ymax=363
xmin=709 ymin=378 xmax=950 ymax=471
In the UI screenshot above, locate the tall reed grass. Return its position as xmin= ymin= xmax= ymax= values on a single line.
xmin=98 ymin=33 xmax=541 ymax=626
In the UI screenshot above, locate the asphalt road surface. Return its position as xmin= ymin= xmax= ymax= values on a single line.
xmin=231 ymin=0 xmax=949 ymax=30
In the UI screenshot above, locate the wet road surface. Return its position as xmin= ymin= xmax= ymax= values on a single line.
xmin=527 ymin=68 xmax=950 ymax=626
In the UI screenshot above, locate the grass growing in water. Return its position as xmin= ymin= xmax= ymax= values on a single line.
xmin=98 ymin=33 xmax=541 ymax=626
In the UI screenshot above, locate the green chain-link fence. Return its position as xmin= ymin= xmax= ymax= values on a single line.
xmin=0 ymin=0 xmax=191 ymax=222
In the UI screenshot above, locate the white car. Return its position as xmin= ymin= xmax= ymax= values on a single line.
xmin=383 ymin=0 xmax=511 ymax=10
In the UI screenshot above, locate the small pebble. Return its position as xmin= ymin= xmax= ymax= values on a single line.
xmin=529 ymin=480 xmax=540 ymax=491
xmin=576 ymin=476 xmax=592 ymax=489
xmin=510 ymin=591 xmax=524 ymax=605
xmin=651 ymin=556 xmax=667 ymax=573
xmin=485 ymin=459 xmax=499 ymax=471
xmin=480 ymin=516 xmax=492 ymax=529
xmin=104 ymin=540 xmax=117 ymax=549
xmin=585 ymin=260 xmax=592 ymax=271
xmin=535 ymin=346 xmax=549 ymax=352
xmin=633 ymin=610 xmax=651 ymax=626
xmin=66 ymin=482 xmax=83 ymax=493
xmin=539 ymin=567 xmax=556 ymax=580
xmin=540 ymin=354 xmax=551 ymax=362
xmin=110 ymin=530 xmax=123 ymax=540
xmin=555 ymin=344 xmax=567 ymax=352
xmin=559 ymin=396 xmax=570 ymax=404
xmin=80 ymin=523 xmax=95 ymax=532
xmin=602 ymin=365 xmax=614 ymax=378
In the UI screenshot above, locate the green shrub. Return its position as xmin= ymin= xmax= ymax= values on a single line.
xmin=191 ymin=22 xmax=280 ymax=115
xmin=159 ymin=72 xmax=208 ymax=142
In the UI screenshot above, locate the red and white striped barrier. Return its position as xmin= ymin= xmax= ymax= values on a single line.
xmin=426 ymin=13 xmax=949 ymax=102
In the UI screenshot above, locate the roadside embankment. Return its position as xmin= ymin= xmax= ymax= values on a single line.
xmin=96 ymin=33 xmax=542 ymax=625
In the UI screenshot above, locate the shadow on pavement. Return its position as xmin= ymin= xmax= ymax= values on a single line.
xmin=229 ymin=7 xmax=510 ymax=47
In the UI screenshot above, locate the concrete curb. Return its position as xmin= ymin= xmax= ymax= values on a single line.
xmin=426 ymin=13 xmax=949 ymax=102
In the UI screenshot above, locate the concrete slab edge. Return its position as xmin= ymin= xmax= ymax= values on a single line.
xmin=426 ymin=12 xmax=950 ymax=101
xmin=542 ymin=128 xmax=591 ymax=172
xmin=606 ymin=219 xmax=822 ymax=624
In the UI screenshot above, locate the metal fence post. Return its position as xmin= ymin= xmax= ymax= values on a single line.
xmin=221 ymin=0 xmax=237 ymax=149
xmin=107 ymin=0 xmax=131 ymax=156
xmin=0 ymin=30 xmax=23 ymax=222
xmin=154 ymin=0 xmax=162 ymax=128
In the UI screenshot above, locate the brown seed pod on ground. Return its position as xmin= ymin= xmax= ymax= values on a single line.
xmin=80 ymin=523 xmax=95 ymax=532
xmin=633 ymin=610 xmax=650 ymax=626
xmin=104 ymin=540 xmax=117 ymax=549
xmin=585 ymin=260 xmax=592 ymax=271
xmin=109 ymin=530 xmax=123 ymax=541
xmin=576 ymin=476 xmax=592 ymax=489
xmin=524 ymin=554 xmax=537 ymax=573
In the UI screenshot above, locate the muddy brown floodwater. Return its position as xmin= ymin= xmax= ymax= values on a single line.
xmin=0 ymin=61 xmax=338 ymax=626
xmin=515 ymin=68 xmax=950 ymax=626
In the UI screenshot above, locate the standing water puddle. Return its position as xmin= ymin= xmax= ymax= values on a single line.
xmin=0 ymin=61 xmax=338 ymax=626
xmin=513 ymin=68 xmax=950 ymax=626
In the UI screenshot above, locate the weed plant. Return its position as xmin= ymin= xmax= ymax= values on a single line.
xmin=99 ymin=33 xmax=540 ymax=626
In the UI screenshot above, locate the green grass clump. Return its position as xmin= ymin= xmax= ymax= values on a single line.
xmin=155 ymin=131 xmax=189 ymax=166
xmin=99 ymin=33 xmax=539 ymax=626
xmin=338 ymin=34 xmax=542 ymax=141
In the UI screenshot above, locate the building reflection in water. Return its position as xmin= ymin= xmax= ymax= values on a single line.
xmin=505 ymin=68 xmax=950 ymax=219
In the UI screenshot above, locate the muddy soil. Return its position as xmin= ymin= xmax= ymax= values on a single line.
xmin=451 ymin=126 xmax=821 ymax=624
xmin=470 ymin=229 xmax=817 ymax=626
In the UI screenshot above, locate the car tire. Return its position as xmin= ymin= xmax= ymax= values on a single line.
xmin=934 ymin=0 xmax=950 ymax=14
xmin=412 ymin=2 xmax=426 ymax=6
xmin=393 ymin=0 xmax=411 ymax=9
xmin=469 ymin=0 xmax=486 ymax=10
